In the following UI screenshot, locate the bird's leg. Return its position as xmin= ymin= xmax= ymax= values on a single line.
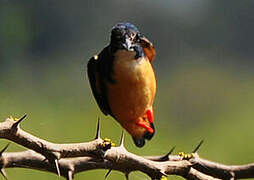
xmin=146 ymin=109 xmax=154 ymax=123
xmin=136 ymin=121 xmax=154 ymax=134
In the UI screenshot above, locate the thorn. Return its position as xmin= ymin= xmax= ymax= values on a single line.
xmin=125 ymin=173 xmax=129 ymax=180
xmin=13 ymin=114 xmax=27 ymax=128
xmin=16 ymin=114 xmax=27 ymax=124
xmin=120 ymin=131 xmax=125 ymax=147
xmin=0 ymin=144 xmax=10 ymax=156
xmin=168 ymin=146 xmax=176 ymax=155
xmin=159 ymin=146 xmax=176 ymax=161
xmin=67 ymin=170 xmax=73 ymax=180
xmin=104 ymin=168 xmax=112 ymax=179
xmin=95 ymin=118 xmax=101 ymax=139
xmin=229 ymin=171 xmax=235 ymax=180
xmin=192 ymin=140 xmax=204 ymax=153
xmin=160 ymin=170 xmax=168 ymax=177
xmin=55 ymin=159 xmax=61 ymax=177
xmin=0 ymin=169 xmax=7 ymax=180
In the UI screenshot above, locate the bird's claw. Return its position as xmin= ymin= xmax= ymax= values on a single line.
xmin=102 ymin=138 xmax=116 ymax=149
xmin=178 ymin=152 xmax=195 ymax=160
xmin=8 ymin=115 xmax=19 ymax=121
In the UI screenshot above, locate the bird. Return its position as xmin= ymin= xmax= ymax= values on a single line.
xmin=87 ymin=22 xmax=156 ymax=147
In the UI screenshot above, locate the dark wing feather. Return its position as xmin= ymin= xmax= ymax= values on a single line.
xmin=87 ymin=57 xmax=109 ymax=115
xmin=87 ymin=55 xmax=111 ymax=115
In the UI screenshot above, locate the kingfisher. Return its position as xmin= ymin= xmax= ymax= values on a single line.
xmin=87 ymin=22 xmax=156 ymax=147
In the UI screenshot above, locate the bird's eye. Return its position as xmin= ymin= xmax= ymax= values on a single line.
xmin=135 ymin=34 xmax=141 ymax=42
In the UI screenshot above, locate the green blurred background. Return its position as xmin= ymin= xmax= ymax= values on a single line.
xmin=1 ymin=0 xmax=254 ymax=179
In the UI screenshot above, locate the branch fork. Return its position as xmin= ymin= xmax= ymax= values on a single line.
xmin=0 ymin=115 xmax=252 ymax=180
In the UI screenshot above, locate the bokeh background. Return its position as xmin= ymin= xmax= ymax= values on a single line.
xmin=1 ymin=0 xmax=254 ymax=179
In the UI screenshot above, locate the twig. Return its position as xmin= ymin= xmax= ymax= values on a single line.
xmin=0 ymin=117 xmax=108 ymax=161
xmin=0 ymin=116 xmax=253 ymax=179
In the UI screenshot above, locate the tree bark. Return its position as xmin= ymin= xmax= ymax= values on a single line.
xmin=0 ymin=116 xmax=253 ymax=180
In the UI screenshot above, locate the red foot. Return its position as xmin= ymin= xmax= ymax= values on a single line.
xmin=146 ymin=109 xmax=154 ymax=123
xmin=137 ymin=121 xmax=154 ymax=134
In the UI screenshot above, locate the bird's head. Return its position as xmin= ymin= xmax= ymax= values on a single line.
xmin=110 ymin=23 xmax=156 ymax=61
xmin=110 ymin=22 xmax=141 ymax=51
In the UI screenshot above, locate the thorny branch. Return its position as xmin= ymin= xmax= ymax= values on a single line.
xmin=0 ymin=116 xmax=253 ymax=180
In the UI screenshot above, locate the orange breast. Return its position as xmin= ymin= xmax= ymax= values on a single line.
xmin=106 ymin=50 xmax=156 ymax=129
